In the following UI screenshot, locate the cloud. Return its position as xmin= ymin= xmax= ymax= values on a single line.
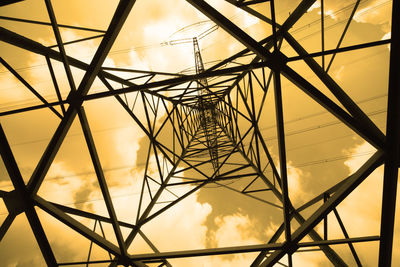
xmin=140 ymin=188 xmax=212 ymax=252
xmin=276 ymin=161 xmax=311 ymax=207
xmin=0 ymin=28 xmax=159 ymax=265
xmin=306 ymin=0 xmax=392 ymax=34
xmin=332 ymin=65 xmax=345 ymax=81
xmin=353 ymin=0 xmax=392 ymax=29
xmin=166 ymin=211 xmax=260 ymax=267
xmin=382 ymin=31 xmax=391 ymax=50
xmin=307 ymin=1 xmax=321 ymax=13
xmin=287 ymin=162 xmax=309 ymax=205
xmin=1 ymin=2 xmax=395 ymax=267
xmin=213 ymin=212 xmax=261 ymax=247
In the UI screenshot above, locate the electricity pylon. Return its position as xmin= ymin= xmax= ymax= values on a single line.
xmin=193 ymin=36 xmax=220 ymax=175
xmin=0 ymin=0 xmax=398 ymax=266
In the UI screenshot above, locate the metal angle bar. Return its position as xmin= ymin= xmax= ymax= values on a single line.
xmin=0 ymin=57 xmax=63 ymax=119
xmin=141 ymin=92 xmax=164 ymax=181
xmin=50 ymin=202 xmax=137 ymax=229
xmin=145 ymin=176 xmax=153 ymax=200
xmin=216 ymin=163 xmax=253 ymax=178
xmin=226 ymin=0 xmax=316 ymax=41
xmin=0 ymin=189 xmax=9 ymax=197
xmin=226 ymin=93 xmax=247 ymax=154
xmin=0 ymin=29 xmax=386 ymax=113
xmin=99 ymin=77 xmax=153 ymax=143
xmin=233 ymin=2 xmax=272 ymax=18
xmin=77 ymin=107 xmax=127 ymax=256
xmin=251 ymin=223 xmax=285 ymax=266
xmin=131 ymin=243 xmax=283 ymax=260
xmin=173 ymin=107 xmax=177 ymax=162
xmin=26 ymin=106 xmax=80 ymax=195
xmin=34 ymin=195 xmax=122 ymax=256
xmin=86 ymin=220 xmax=98 ymax=267
xmin=243 ymin=102 xmax=260 ymax=165
xmin=0 ymin=124 xmax=57 ymax=266
xmin=283 ymin=32 xmax=385 ymax=147
xmin=282 ymin=66 xmax=383 ymax=149
xmin=136 ymin=141 xmax=153 ymax=224
xmin=231 ymin=84 xmax=282 ymax=187
xmin=157 ymin=135 xmax=203 ymax=169
xmin=222 ymin=0 xmax=385 ymax=149
xmin=45 ymin=55 xmax=66 ymax=115
xmin=174 ymin=105 xmax=187 ymax=144
xmin=0 ymin=213 xmax=15 ymax=242
xmin=378 ymin=0 xmax=400 ymax=264
xmin=273 ymin=69 xmax=292 ymax=246
xmin=333 ymin=208 xmax=362 ymax=266
xmin=236 ymin=82 xmax=258 ymax=127
xmin=214 ymin=181 xmax=283 ymax=208
xmin=326 ymin=0 xmax=361 ymax=72
xmin=0 ymin=15 xmax=106 ymax=33
xmin=0 ymin=1 xmax=24 ymax=7
xmin=254 ymin=67 xmax=273 ymax=119
xmin=321 ymin=0 xmax=325 ymax=71
xmin=83 ymin=63 xmax=266 ymax=100
xmin=166 ymin=173 xmax=258 ymax=187
xmin=120 ymin=129 xmax=200 ymax=259
xmin=219 ymin=124 xmax=346 ymax=265
xmin=138 ymin=230 xmax=173 ymax=267
xmin=47 ymin=34 xmax=104 ymax=49
xmin=26 ymin=0 xmax=136 ymax=195
xmin=185 ymin=0 xmax=383 ymax=150
xmin=45 ymin=0 xmax=77 ymax=92
xmin=155 ymin=100 xmax=183 ymax=148
xmin=296 ymin=176 xmax=350 ymax=213
xmin=140 ymin=180 xmax=206 ymax=224
xmin=147 ymin=176 xmax=179 ymax=199
xmin=235 ymin=0 xmax=270 ymax=7
xmin=102 ymin=66 xmax=186 ymax=77
xmin=161 ymin=149 xmax=213 ymax=179
xmin=0 ymin=25 xmax=165 ymax=105
xmin=298 ymin=236 xmax=379 ymax=248
xmin=98 ymin=220 xmax=113 ymax=261
xmin=0 ymin=99 xmax=68 ymax=117
xmin=207 ymin=128 xmax=253 ymax=180
xmin=0 ymin=39 xmax=388 ymax=117
xmin=100 ymin=78 xmax=176 ymax=168
xmin=287 ymin=39 xmax=391 ymax=62
xmin=218 ymin=0 xmax=316 ymax=75
xmin=58 ymin=259 xmax=118 ymax=266
xmin=254 ymin=113 xmax=282 ymax=187
xmin=72 ymin=0 xmax=136 ymax=97
xmin=130 ymin=236 xmax=377 ymax=261
xmin=0 ymin=27 xmax=156 ymax=99
xmin=242 ymin=175 xmax=261 ymax=193
xmin=260 ymin=151 xmax=384 ymax=266
xmin=323 ymin=193 xmax=328 ymax=240
xmin=179 ymin=103 xmax=194 ymax=142
xmin=73 ymin=37 xmax=389 ymax=103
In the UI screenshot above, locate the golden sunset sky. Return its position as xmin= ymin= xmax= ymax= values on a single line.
xmin=0 ymin=0 xmax=399 ymax=266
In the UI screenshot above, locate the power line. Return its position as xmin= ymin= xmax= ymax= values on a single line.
xmin=0 ymin=148 xmax=376 ymax=216
xmin=0 ymin=0 xmax=388 ymax=78
xmin=0 ymin=97 xmax=386 ymax=191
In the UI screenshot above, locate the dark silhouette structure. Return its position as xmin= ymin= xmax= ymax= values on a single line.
xmin=0 ymin=0 xmax=398 ymax=266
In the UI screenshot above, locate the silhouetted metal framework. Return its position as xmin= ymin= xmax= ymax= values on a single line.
xmin=0 ymin=0 xmax=398 ymax=266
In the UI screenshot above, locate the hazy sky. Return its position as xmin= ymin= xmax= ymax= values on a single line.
xmin=0 ymin=0 xmax=398 ymax=266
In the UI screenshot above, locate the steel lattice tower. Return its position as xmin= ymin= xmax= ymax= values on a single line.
xmin=0 ymin=0 xmax=398 ymax=266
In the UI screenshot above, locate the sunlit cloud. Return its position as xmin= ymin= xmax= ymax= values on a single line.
xmin=0 ymin=0 xmax=395 ymax=265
